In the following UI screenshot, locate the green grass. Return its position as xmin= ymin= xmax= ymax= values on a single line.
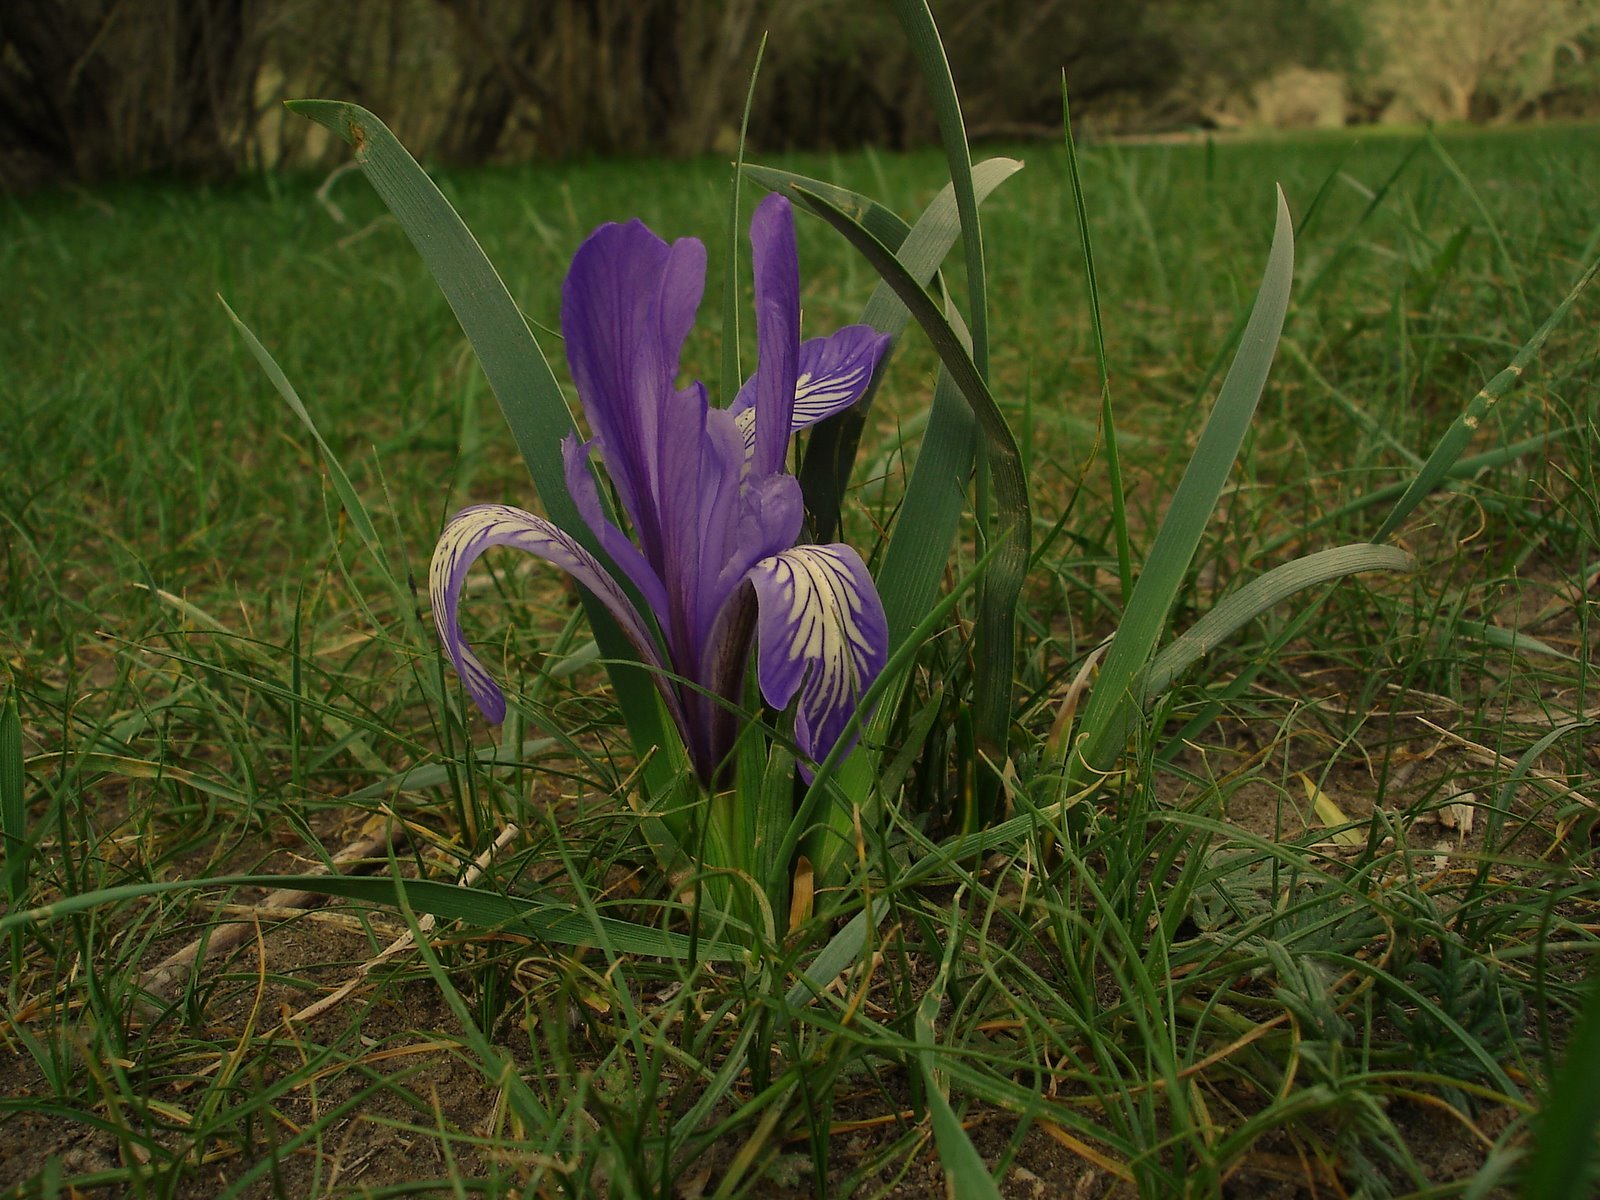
xmin=2 ymin=121 xmax=1598 ymax=1197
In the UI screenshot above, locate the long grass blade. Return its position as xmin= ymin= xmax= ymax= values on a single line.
xmin=785 ymin=541 xmax=1002 ymax=885
xmin=287 ymin=102 xmax=580 ymax=526
xmin=0 ymin=692 xmax=23 ymax=906
xmin=892 ymin=0 xmax=1015 ymax=823
xmin=1144 ymin=543 xmax=1413 ymax=697
xmin=720 ymin=34 xmax=767 ymax=406
xmin=1427 ymin=130 xmax=1529 ymax=324
xmin=390 ymin=885 xmax=559 ymax=1139
xmin=1373 ymin=255 xmax=1600 ymax=543
xmin=784 ymin=896 xmax=891 ymax=1007
xmin=809 ymin=357 xmax=973 ymax=884
xmin=1524 ymin=962 xmax=1600 ymax=1199
xmin=1255 ymin=429 xmax=1573 ymax=560
xmin=756 ymin=160 xmax=1023 ymax=879
xmin=892 ymin=0 xmax=988 ymax=376
xmin=1 ymin=873 xmax=745 ymax=961
xmin=915 ymin=904 xmax=1003 ymax=1198
xmin=1 ymin=687 xmax=26 ymax=985
xmin=747 ymin=158 xmax=1022 ymax=539
xmin=1062 ymin=76 xmax=1131 ymax=599
xmin=221 ymin=301 xmax=406 ymax=603
xmin=1066 ymin=188 xmax=1295 ymax=790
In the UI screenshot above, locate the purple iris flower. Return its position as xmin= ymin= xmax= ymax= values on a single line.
xmin=430 ymin=194 xmax=891 ymax=785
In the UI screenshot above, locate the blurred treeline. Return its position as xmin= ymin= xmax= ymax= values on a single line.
xmin=5 ymin=0 xmax=1598 ymax=189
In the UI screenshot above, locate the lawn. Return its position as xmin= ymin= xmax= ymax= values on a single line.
xmin=2 ymin=118 xmax=1598 ymax=1197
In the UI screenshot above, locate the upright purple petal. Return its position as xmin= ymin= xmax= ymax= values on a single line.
xmin=747 ymin=544 xmax=888 ymax=767
xmin=748 ymin=194 xmax=801 ymax=480
xmin=429 ymin=503 xmax=684 ymax=731
xmin=694 ymin=406 xmax=758 ymax=615
xmin=561 ymin=220 xmax=707 ymax=551
xmin=652 ymin=379 xmax=717 ymax=666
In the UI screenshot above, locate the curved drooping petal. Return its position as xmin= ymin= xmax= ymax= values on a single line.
xmin=747 ymin=193 xmax=801 ymax=480
xmin=561 ymin=219 xmax=707 ymax=555
xmin=732 ymin=325 xmax=893 ymax=459
xmin=747 ymin=544 xmax=889 ymax=767
xmin=429 ymin=504 xmax=681 ymax=729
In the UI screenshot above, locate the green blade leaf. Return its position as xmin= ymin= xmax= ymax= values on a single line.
xmin=380 ymin=883 xmax=557 ymax=1142
xmin=1254 ymin=429 xmax=1573 ymax=560
xmin=767 ymin=162 xmax=1021 ymax=884
xmin=784 ymin=896 xmax=891 ymax=1008
xmin=1070 ymin=188 xmax=1295 ymax=785
xmin=742 ymin=164 xmax=918 ymax=257
xmin=286 ymin=101 xmax=579 ymax=524
xmin=1062 ymin=77 xmax=1132 ymax=600
xmin=786 ymin=541 xmax=1002 ymax=884
xmin=221 ymin=300 xmax=401 ymax=588
xmin=0 ymin=691 xmax=24 ymax=905
xmin=1 ymin=873 xmax=745 ymax=962
xmin=893 ymin=0 xmax=988 ymax=377
xmin=1145 ymin=543 xmax=1413 ymax=698
xmin=789 ymin=184 xmax=1030 ymax=819
xmin=746 ymin=158 xmax=1022 ymax=540
xmin=719 ymin=34 xmax=767 ymax=407
xmin=1524 ymin=963 xmax=1600 ymax=1200
xmin=892 ymin=0 xmax=1010 ymax=823
xmin=915 ymin=893 xmax=1003 ymax=1199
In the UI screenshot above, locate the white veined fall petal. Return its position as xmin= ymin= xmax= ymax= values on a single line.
xmin=747 ymin=543 xmax=888 ymax=766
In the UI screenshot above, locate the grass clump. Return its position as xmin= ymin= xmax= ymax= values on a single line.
xmin=2 ymin=115 xmax=1598 ymax=1198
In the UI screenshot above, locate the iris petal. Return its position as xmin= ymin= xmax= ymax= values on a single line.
xmin=747 ymin=543 xmax=888 ymax=766
xmin=735 ymin=324 xmax=890 ymax=415
xmin=561 ymin=220 xmax=707 ymax=552
xmin=792 ymin=326 xmax=892 ymax=427
xmin=748 ymin=194 xmax=801 ymax=480
xmin=732 ymin=326 xmax=891 ymax=463
xmin=430 ymin=503 xmax=682 ymax=729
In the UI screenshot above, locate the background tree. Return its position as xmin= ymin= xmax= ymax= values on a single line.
xmin=4 ymin=0 xmax=1599 ymax=190
xmin=0 ymin=0 xmax=265 ymax=186
xmin=1358 ymin=0 xmax=1600 ymax=122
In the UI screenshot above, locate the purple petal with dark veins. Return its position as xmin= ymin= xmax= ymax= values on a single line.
xmin=429 ymin=503 xmax=683 ymax=731
xmin=733 ymin=324 xmax=891 ymax=418
xmin=747 ymin=543 xmax=888 ymax=768
xmin=790 ymin=326 xmax=892 ymax=428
